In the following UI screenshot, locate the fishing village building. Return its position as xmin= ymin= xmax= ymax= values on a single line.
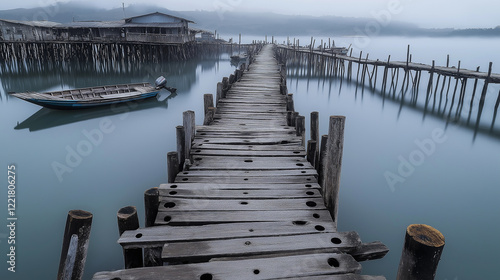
xmin=0 ymin=12 xmax=197 ymax=44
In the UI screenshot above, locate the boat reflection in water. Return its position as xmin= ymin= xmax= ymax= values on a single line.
xmin=15 ymin=90 xmax=176 ymax=132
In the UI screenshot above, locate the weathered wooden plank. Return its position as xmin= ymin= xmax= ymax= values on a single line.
xmin=161 ymin=232 xmax=362 ymax=263
xmin=159 ymin=187 xmax=322 ymax=200
xmin=119 ymin=221 xmax=338 ymax=248
xmin=274 ymin=275 xmax=386 ymax=280
xmin=155 ymin=209 xmax=333 ymax=226
xmin=158 ymin=197 xmax=326 ymax=212
xmin=196 ymin=125 xmax=295 ymax=132
xmin=159 ymin=183 xmax=321 ymax=190
xmin=189 ymin=157 xmax=314 ymax=171
xmin=93 ymin=253 xmax=361 ymax=280
xmin=351 ymin=241 xmax=390 ymax=262
xmin=175 ymin=169 xmax=317 ymax=177
xmin=174 ymin=176 xmax=317 ymax=184
xmin=191 ymin=148 xmax=306 ymax=157
xmin=192 ymin=143 xmax=304 ymax=151
xmin=193 ymin=137 xmax=301 ymax=146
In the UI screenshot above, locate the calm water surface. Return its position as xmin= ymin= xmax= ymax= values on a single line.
xmin=0 ymin=37 xmax=499 ymax=279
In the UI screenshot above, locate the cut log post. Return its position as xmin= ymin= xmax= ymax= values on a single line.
xmin=144 ymin=188 xmax=162 ymax=267
xmin=310 ymin=111 xmax=319 ymax=142
xmin=216 ymin=82 xmax=223 ymax=107
xmin=183 ymin=110 xmax=195 ymax=163
xmin=204 ymin=94 xmax=214 ymax=125
xmin=306 ymin=140 xmax=317 ymax=168
xmin=167 ymin=152 xmax=179 ymax=183
xmin=117 ymin=206 xmax=143 ymax=268
xmin=176 ymin=126 xmax=185 ymax=171
xmin=287 ymin=111 xmax=294 ymax=126
xmin=397 ymin=224 xmax=445 ymax=280
xmin=291 ymin=111 xmax=299 ymax=127
xmin=57 ymin=210 xmax=93 ymax=280
xmin=206 ymin=107 xmax=216 ymax=125
xmin=286 ymin=93 xmax=295 ymax=112
xmin=322 ymin=116 xmax=345 ymax=230
xmin=295 ymin=115 xmax=306 ymax=146
xmin=318 ymin=134 xmax=328 ymax=186
xmin=222 ymin=77 xmax=229 ymax=97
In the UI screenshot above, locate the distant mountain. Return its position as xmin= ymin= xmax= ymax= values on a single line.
xmin=0 ymin=3 xmax=498 ymax=37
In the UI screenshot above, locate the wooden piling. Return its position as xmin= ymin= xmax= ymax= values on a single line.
xmin=117 ymin=206 xmax=143 ymax=268
xmin=216 ymin=83 xmax=223 ymax=106
xmin=397 ymin=224 xmax=445 ymax=280
xmin=204 ymin=94 xmax=215 ymax=125
xmin=286 ymin=93 xmax=295 ymax=112
xmin=295 ymin=115 xmax=306 ymax=146
xmin=310 ymin=111 xmax=319 ymax=143
xmin=144 ymin=188 xmax=162 ymax=267
xmin=322 ymin=116 xmax=345 ymax=230
xmin=306 ymin=140 xmax=318 ymax=168
xmin=318 ymin=134 xmax=328 ymax=188
xmin=57 ymin=210 xmax=93 ymax=280
xmin=176 ymin=126 xmax=185 ymax=171
xmin=167 ymin=152 xmax=179 ymax=183
xmin=183 ymin=110 xmax=195 ymax=164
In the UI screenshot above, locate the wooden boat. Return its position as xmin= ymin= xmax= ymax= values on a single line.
xmin=10 ymin=77 xmax=171 ymax=110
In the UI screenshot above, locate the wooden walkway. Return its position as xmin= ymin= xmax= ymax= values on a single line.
xmin=93 ymin=45 xmax=387 ymax=280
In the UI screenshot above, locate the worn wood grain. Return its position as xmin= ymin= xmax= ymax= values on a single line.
xmin=93 ymin=253 xmax=361 ymax=280
xmin=119 ymin=221 xmax=339 ymax=248
xmin=155 ymin=209 xmax=334 ymax=226
xmin=161 ymin=232 xmax=362 ymax=263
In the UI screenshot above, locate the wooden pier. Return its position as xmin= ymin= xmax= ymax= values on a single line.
xmin=276 ymin=44 xmax=500 ymax=138
xmin=91 ymin=44 xmax=390 ymax=279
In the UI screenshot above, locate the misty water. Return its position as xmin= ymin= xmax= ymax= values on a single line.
xmin=0 ymin=36 xmax=499 ymax=279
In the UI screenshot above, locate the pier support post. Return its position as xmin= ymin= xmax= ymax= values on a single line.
xmin=144 ymin=188 xmax=162 ymax=267
xmin=306 ymin=140 xmax=318 ymax=168
xmin=117 ymin=206 xmax=143 ymax=268
xmin=167 ymin=152 xmax=179 ymax=183
xmin=204 ymin=94 xmax=215 ymax=125
xmin=176 ymin=126 xmax=185 ymax=171
xmin=286 ymin=93 xmax=295 ymax=112
xmin=57 ymin=210 xmax=93 ymax=280
xmin=318 ymin=135 xmax=328 ymax=187
xmin=295 ymin=115 xmax=306 ymax=147
xmin=222 ymin=77 xmax=229 ymax=97
xmin=183 ymin=110 xmax=195 ymax=165
xmin=322 ymin=116 xmax=345 ymax=230
xmin=397 ymin=224 xmax=445 ymax=280
xmin=310 ymin=111 xmax=319 ymax=143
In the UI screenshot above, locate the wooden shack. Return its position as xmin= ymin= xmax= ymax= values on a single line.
xmin=0 ymin=12 xmax=197 ymax=44
xmin=0 ymin=19 xmax=60 ymax=41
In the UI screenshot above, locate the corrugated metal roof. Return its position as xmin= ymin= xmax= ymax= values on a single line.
xmin=58 ymin=21 xmax=186 ymax=29
xmin=125 ymin=12 xmax=195 ymax=24
xmin=0 ymin=19 xmax=61 ymax=28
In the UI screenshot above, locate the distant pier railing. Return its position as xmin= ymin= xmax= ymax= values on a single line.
xmin=275 ymin=44 xmax=500 ymax=138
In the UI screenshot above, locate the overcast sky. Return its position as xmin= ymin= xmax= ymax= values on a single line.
xmin=2 ymin=0 xmax=499 ymax=29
